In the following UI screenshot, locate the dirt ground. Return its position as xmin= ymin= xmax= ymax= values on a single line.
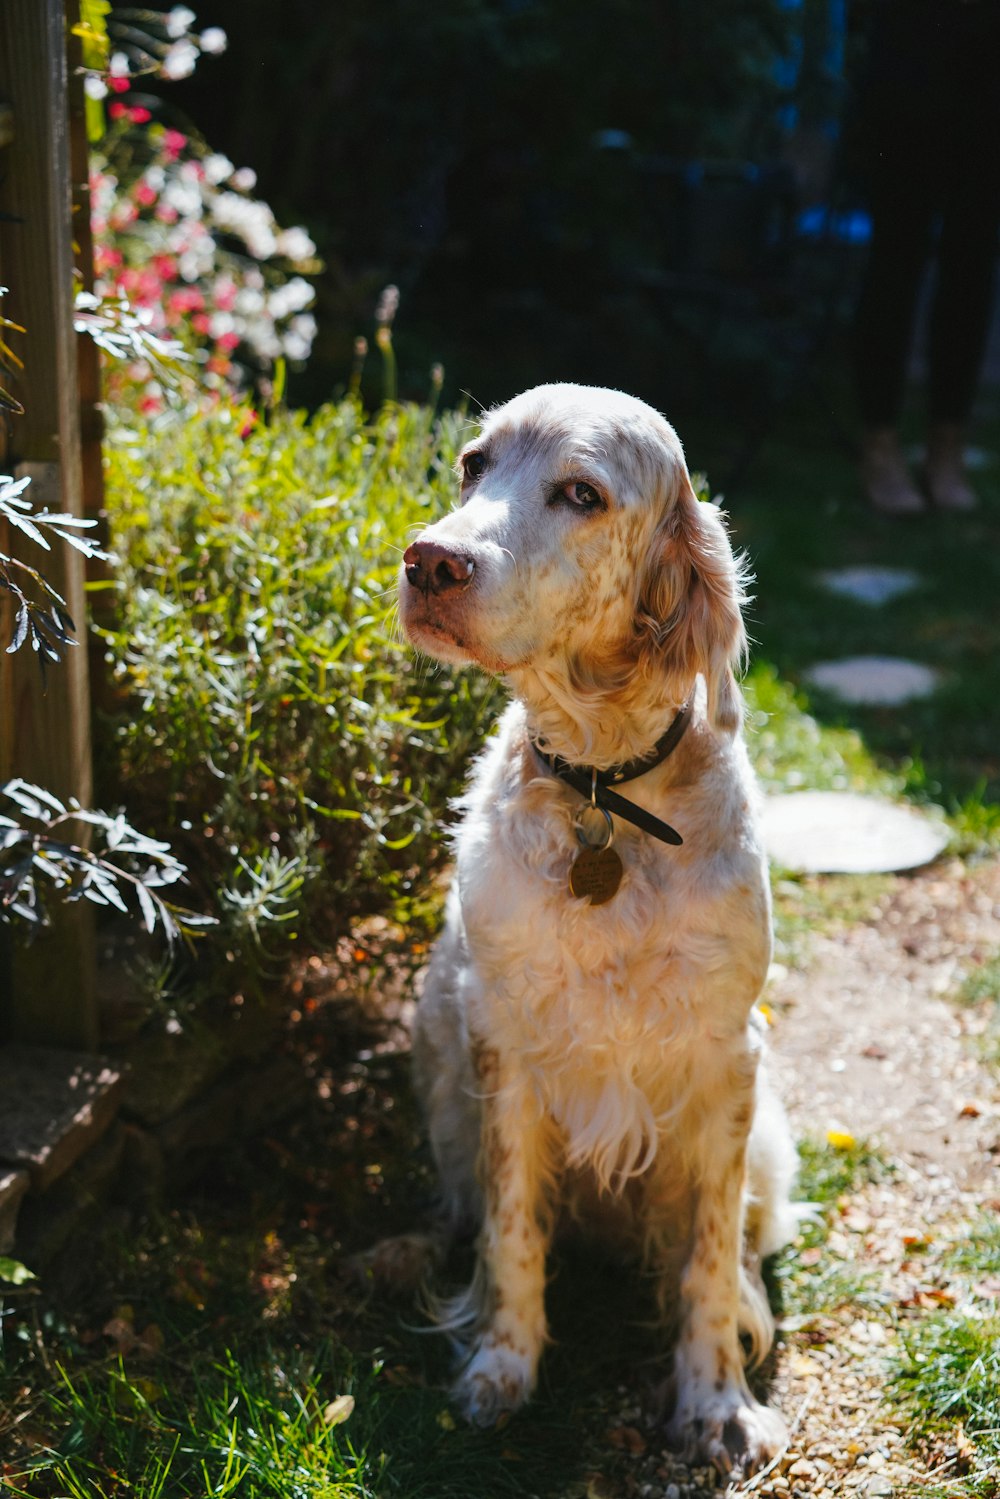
xmin=725 ymin=854 xmax=1000 ymax=1499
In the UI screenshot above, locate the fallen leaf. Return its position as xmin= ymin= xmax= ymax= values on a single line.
xmin=953 ymin=1422 xmax=976 ymax=1473
xmin=102 ymin=1317 xmax=138 ymax=1355
xmin=862 ymin=1042 xmax=888 ymax=1060
xmin=898 ymin=1286 xmax=956 ymax=1309
xmin=323 ymin=1394 xmax=355 ymax=1427
xmin=606 ymin=1425 xmax=646 ymax=1455
xmin=958 ymin=1100 xmax=983 ymax=1118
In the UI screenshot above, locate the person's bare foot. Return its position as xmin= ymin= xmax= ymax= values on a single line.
xmin=924 ymin=423 xmax=977 ymax=511
xmin=860 ymin=428 xmax=925 ymax=515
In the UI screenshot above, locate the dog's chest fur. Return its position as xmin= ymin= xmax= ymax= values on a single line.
xmin=449 ymin=703 xmax=771 ymax=1185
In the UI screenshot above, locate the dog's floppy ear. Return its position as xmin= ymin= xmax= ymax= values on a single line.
xmin=635 ymin=473 xmax=749 ymax=731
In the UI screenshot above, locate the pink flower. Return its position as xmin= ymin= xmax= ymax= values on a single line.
xmin=95 ymin=246 xmax=123 ymax=271
xmin=140 ymin=392 xmax=163 ymax=414
xmin=129 ymin=106 xmax=152 ymax=125
xmin=134 ymin=181 xmax=158 ymax=208
xmin=154 ymin=203 xmax=179 ymax=224
xmin=153 ymin=253 xmax=178 ymax=282
xmin=213 ymin=280 xmax=238 ymax=312
xmin=109 ymin=101 xmax=128 ymax=119
xmin=238 ymin=410 xmax=258 ymax=438
xmin=109 ymin=200 xmax=138 ymax=228
xmin=192 ymin=312 xmax=212 ymax=334
xmin=168 ymin=287 xmax=205 ymax=314
xmin=108 ymin=75 xmax=130 ymax=94
xmin=216 ymin=331 xmax=240 ymax=352
xmin=161 ymin=128 xmax=188 ymax=161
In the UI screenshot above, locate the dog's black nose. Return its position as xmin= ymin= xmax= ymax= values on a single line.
xmin=404 ymin=539 xmax=476 ymax=596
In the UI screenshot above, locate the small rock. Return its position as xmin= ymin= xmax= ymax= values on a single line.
xmin=860 ymin=1478 xmax=894 ymax=1497
xmin=788 ymin=1458 xmax=817 ymax=1480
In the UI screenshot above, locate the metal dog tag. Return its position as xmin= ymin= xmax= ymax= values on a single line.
xmin=569 ymin=845 xmax=623 ymax=905
xmin=571 ymin=804 xmax=621 ymax=903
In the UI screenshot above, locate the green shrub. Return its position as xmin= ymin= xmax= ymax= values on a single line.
xmin=98 ymin=393 xmax=500 ymax=986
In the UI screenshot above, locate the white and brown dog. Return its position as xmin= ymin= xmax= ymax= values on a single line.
xmin=398 ymin=383 xmax=798 ymax=1476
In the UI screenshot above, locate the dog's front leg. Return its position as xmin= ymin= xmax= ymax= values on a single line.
xmin=666 ymin=1085 xmax=788 ymax=1477
xmin=452 ymin=1049 xmax=553 ymax=1427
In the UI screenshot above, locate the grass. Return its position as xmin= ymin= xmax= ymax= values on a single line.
xmin=886 ymin=1216 xmax=1000 ymax=1499
xmin=0 ymin=1026 xmax=656 ymax=1499
xmin=768 ymin=1136 xmax=891 ymax=1324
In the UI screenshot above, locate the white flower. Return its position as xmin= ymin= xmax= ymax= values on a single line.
xmin=163 ymin=178 xmax=203 ymax=218
xmin=166 ymin=6 xmax=197 ymax=38
xmin=84 ymin=75 xmax=108 ymax=100
xmin=283 ymin=312 xmax=317 ymax=360
xmin=231 ymin=167 xmax=257 ymax=192
xmin=209 ymin=310 xmax=236 ymax=338
xmin=162 ymin=39 xmax=198 ymax=79
xmin=144 ymin=165 xmax=166 ymax=192
xmin=243 ymin=324 xmax=282 ymax=360
xmin=235 ymin=286 xmax=266 ymax=315
xmin=211 ymin=192 xmax=277 ymax=259
xmin=109 ymin=50 xmax=130 ymax=77
xmin=199 ymin=27 xmax=227 ymax=54
xmin=178 ymin=247 xmax=212 ymax=281
xmin=275 ymin=226 xmax=316 ymax=263
xmin=267 ymin=277 xmax=314 ymax=320
xmin=203 ymin=153 xmax=234 ymax=186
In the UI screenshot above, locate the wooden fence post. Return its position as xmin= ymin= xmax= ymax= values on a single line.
xmin=0 ymin=0 xmax=98 ymax=1047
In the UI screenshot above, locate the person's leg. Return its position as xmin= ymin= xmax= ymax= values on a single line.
xmin=852 ymin=6 xmax=941 ymax=511
xmin=924 ymin=8 xmax=1000 ymax=508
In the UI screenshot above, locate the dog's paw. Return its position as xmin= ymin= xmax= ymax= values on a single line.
xmin=346 ymin=1233 xmax=441 ymax=1297
xmin=668 ymin=1389 xmax=787 ymax=1478
xmin=452 ymin=1340 xmax=535 ymax=1427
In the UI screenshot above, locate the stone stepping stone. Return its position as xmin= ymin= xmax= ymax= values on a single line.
xmin=804 ymin=655 xmax=940 ymax=706
xmin=762 ymin=790 xmax=949 ymax=874
xmin=817 ymin=566 xmax=920 ymax=607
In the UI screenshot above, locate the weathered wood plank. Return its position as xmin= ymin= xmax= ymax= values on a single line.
xmin=0 ymin=0 xmax=97 ymax=1044
xmin=0 ymin=1166 xmax=30 ymax=1254
xmin=0 ymin=1044 xmax=122 ymax=1192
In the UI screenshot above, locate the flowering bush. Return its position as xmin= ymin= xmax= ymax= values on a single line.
xmin=90 ymin=109 xmax=319 ymax=406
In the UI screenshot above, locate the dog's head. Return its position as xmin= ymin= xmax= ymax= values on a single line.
xmin=400 ymin=383 xmax=748 ymax=731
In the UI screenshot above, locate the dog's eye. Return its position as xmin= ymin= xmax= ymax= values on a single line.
xmin=462 ymin=451 xmax=487 ymax=483
xmin=560 ymin=481 xmax=604 ymax=510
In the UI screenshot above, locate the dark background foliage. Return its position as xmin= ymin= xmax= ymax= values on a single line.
xmin=142 ymin=0 xmax=860 ymax=416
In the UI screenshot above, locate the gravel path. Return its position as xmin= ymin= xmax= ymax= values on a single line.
xmin=738 ymin=855 xmax=1000 ymax=1498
